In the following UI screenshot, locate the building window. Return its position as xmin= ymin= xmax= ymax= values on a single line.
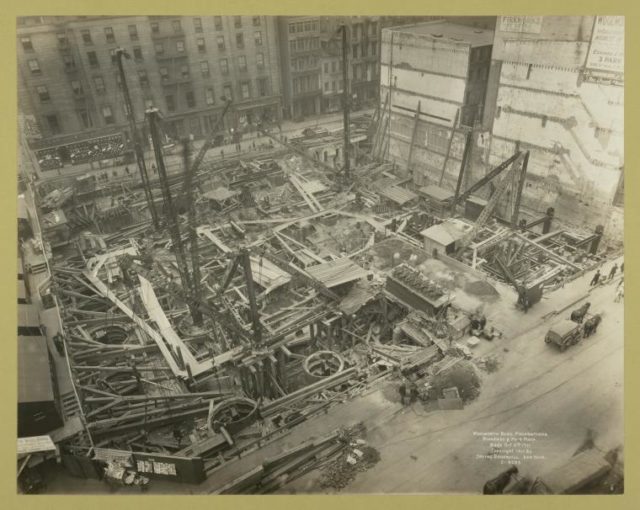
xmin=133 ymin=46 xmax=143 ymax=61
xmin=254 ymin=31 xmax=262 ymax=46
xmin=236 ymin=33 xmax=244 ymax=49
xmin=176 ymin=40 xmax=185 ymax=53
xmin=28 ymin=59 xmax=41 ymax=74
xmin=104 ymin=27 xmax=115 ymax=44
xmin=78 ymin=111 xmax=92 ymax=128
xmin=240 ymin=82 xmax=250 ymax=99
xmin=63 ymin=54 xmax=76 ymax=71
xmin=166 ymin=95 xmax=175 ymax=112
xmin=324 ymin=62 xmax=329 ymax=73
xmin=220 ymin=58 xmax=229 ymax=75
xmin=193 ymin=17 xmax=203 ymax=33
xmin=172 ymin=19 xmax=182 ymax=33
xmin=256 ymin=53 xmax=264 ymax=68
xmin=205 ymin=87 xmax=215 ymax=105
xmin=181 ymin=64 xmax=190 ymax=79
xmin=257 ymin=77 xmax=269 ymax=97
xmin=253 ymin=16 xmax=261 ymax=27
xmin=214 ymin=16 xmax=223 ymax=30
xmin=289 ymin=40 xmax=296 ymax=52
xmin=186 ymin=90 xmax=196 ymax=108
xmin=128 ymin=25 xmax=138 ymax=41
xmin=46 ymin=114 xmax=61 ymax=134
xmin=57 ymin=32 xmax=68 ymax=47
xmin=81 ymin=29 xmax=92 ymax=45
xmin=155 ymin=42 xmax=164 ymax=54
xmin=237 ymin=55 xmax=247 ymax=71
xmin=200 ymin=61 xmax=210 ymax=77
xmin=138 ymin=70 xmax=149 ymax=87
xmin=332 ymin=81 xmax=336 ymax=92
xmin=70 ymin=80 xmax=83 ymax=96
xmin=216 ymin=35 xmax=225 ymax=51
xmin=36 ymin=85 xmax=50 ymax=101
xmin=21 ymin=37 xmax=33 ymax=51
xmin=324 ymin=81 xmax=329 ymax=92
xmin=289 ymin=23 xmax=295 ymax=34
xmin=234 ymin=16 xmax=242 ymax=28
xmin=223 ymin=84 xmax=232 ymax=100
xmin=110 ymin=49 xmax=118 ymax=65
xmin=197 ymin=37 xmax=206 ymax=53
xmin=159 ymin=67 xmax=169 ymax=82
xmin=94 ymin=76 xmax=105 ymax=93
xmin=102 ymin=105 xmax=114 ymax=124
xmin=150 ymin=21 xmax=159 ymax=33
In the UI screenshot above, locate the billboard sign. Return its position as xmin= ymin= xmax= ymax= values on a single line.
xmin=584 ymin=16 xmax=624 ymax=85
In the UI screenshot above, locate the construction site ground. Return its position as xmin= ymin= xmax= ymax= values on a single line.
xmin=38 ymin=260 xmax=623 ymax=494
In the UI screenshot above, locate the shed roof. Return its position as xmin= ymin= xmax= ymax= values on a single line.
xmin=306 ymin=258 xmax=369 ymax=289
xmin=18 ymin=334 xmax=54 ymax=403
xmin=418 ymin=185 xmax=455 ymax=202
xmin=379 ymin=186 xmax=419 ymax=205
xmin=420 ymin=218 xmax=472 ymax=246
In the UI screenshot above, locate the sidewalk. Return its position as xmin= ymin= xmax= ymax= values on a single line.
xmin=35 ymin=109 xmax=374 ymax=185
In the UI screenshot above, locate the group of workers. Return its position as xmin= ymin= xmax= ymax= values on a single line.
xmin=590 ymin=261 xmax=623 ymax=287
xmin=398 ymin=379 xmax=419 ymax=406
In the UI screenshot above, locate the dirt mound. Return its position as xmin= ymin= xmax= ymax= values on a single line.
xmin=464 ymin=280 xmax=500 ymax=298
xmin=431 ymin=360 xmax=482 ymax=402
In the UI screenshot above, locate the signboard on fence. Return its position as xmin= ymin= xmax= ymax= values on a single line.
xmin=584 ymin=16 xmax=624 ymax=85
xmin=132 ymin=452 xmax=206 ymax=484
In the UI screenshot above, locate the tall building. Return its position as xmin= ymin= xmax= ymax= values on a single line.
xmin=378 ymin=21 xmax=494 ymax=187
xmin=17 ymin=15 xmax=283 ymax=147
xmin=277 ymin=16 xmax=391 ymax=119
xmin=487 ymin=16 xmax=623 ymax=235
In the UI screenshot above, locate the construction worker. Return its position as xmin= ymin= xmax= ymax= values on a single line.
xmin=621 ymin=262 xmax=624 ymax=274
xmin=615 ymin=283 xmax=624 ymax=303
xmin=590 ymin=269 xmax=601 ymax=287
xmin=608 ymin=263 xmax=618 ymax=281
xmin=398 ymin=381 xmax=407 ymax=406
xmin=409 ymin=381 xmax=419 ymax=404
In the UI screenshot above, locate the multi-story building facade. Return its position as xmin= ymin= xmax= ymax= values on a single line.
xmin=378 ymin=21 xmax=494 ymax=187
xmin=17 ymin=15 xmax=283 ymax=147
xmin=487 ymin=16 xmax=623 ymax=237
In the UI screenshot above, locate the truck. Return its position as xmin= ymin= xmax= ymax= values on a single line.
xmin=529 ymin=449 xmax=612 ymax=494
xmin=545 ymin=319 xmax=583 ymax=351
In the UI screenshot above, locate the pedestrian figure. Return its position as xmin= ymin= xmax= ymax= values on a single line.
xmin=590 ymin=269 xmax=601 ymax=287
xmin=615 ymin=284 xmax=624 ymax=303
xmin=620 ymin=262 xmax=624 ymax=274
xmin=409 ymin=381 xmax=418 ymax=404
xmin=125 ymin=166 xmax=130 ymax=175
xmin=173 ymin=427 xmax=183 ymax=445
xmin=220 ymin=149 xmax=224 ymax=160
xmin=398 ymin=382 xmax=407 ymax=406
xmin=609 ymin=263 xmax=618 ymax=281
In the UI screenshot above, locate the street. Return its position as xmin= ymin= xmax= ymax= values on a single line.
xmin=281 ymin=269 xmax=624 ymax=494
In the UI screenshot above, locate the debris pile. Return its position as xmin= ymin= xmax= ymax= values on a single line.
xmin=319 ymin=424 xmax=381 ymax=490
xmin=430 ymin=359 xmax=481 ymax=402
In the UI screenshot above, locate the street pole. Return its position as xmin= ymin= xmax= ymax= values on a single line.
xmin=116 ymin=48 xmax=158 ymax=229
xmin=147 ymin=108 xmax=199 ymax=322
xmin=340 ymin=23 xmax=351 ymax=181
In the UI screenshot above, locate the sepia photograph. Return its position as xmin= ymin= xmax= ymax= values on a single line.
xmin=16 ymin=14 xmax=624 ymax=495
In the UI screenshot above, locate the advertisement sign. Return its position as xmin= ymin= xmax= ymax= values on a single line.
xmin=584 ymin=16 xmax=624 ymax=84
xmin=500 ymin=16 xmax=543 ymax=34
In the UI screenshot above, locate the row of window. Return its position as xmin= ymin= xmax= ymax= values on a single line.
xmin=289 ymin=37 xmax=320 ymax=53
xmin=292 ymin=74 xmax=320 ymax=94
xmin=323 ymin=79 xmax=344 ymax=93
xmin=351 ymin=40 xmax=378 ymax=59
xmin=322 ymin=60 xmax=344 ymax=74
xmin=288 ymin=21 xmax=319 ymax=34
xmin=20 ymin=17 xmax=263 ymax=53
xmin=165 ymin=78 xmax=271 ymax=112
xmin=155 ymin=31 xmax=263 ymax=55
xmin=291 ymin=55 xmax=320 ymax=72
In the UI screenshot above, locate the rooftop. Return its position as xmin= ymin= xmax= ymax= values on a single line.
xmin=421 ymin=218 xmax=472 ymax=246
xmin=388 ymin=21 xmax=494 ymax=47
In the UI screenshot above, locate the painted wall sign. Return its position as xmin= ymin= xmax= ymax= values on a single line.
xmin=585 ymin=16 xmax=624 ymax=83
xmin=500 ymin=16 xmax=543 ymax=34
